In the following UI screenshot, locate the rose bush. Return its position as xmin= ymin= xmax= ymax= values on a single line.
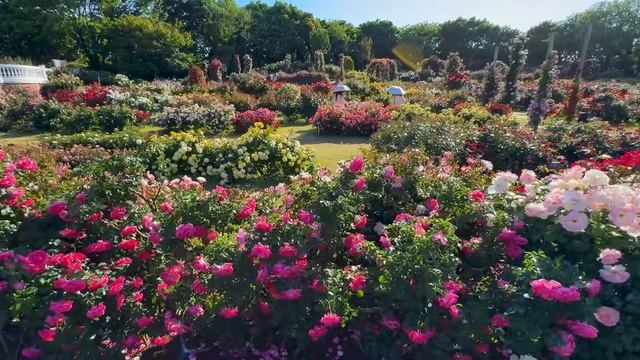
xmin=0 ymin=145 xmax=638 ymax=359
xmin=310 ymin=102 xmax=393 ymax=135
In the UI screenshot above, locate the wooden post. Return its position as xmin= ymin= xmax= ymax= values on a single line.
xmin=492 ymin=46 xmax=500 ymax=64
xmin=566 ymin=24 xmax=593 ymax=120
xmin=545 ymin=33 xmax=556 ymax=60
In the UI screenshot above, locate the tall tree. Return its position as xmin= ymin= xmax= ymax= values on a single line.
xmin=358 ymin=20 xmax=399 ymax=59
xmin=399 ymin=22 xmax=441 ymax=58
xmin=242 ymin=1 xmax=315 ymax=65
xmin=163 ymin=0 xmax=249 ymax=59
xmin=439 ymin=17 xmax=519 ymax=69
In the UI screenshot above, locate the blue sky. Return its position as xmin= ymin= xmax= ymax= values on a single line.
xmin=236 ymin=0 xmax=600 ymax=30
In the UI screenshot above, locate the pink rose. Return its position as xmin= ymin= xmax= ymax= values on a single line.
xmin=600 ymin=265 xmax=630 ymax=284
xmin=469 ymin=189 xmax=485 ymax=202
xmin=549 ymin=331 xmax=576 ymax=358
xmin=175 ymin=223 xmax=196 ymax=239
xmin=212 ymin=262 xmax=234 ymax=277
xmin=38 ymin=328 xmax=55 ymax=342
xmin=585 ymin=279 xmax=601 ymax=297
xmin=188 ymin=305 xmax=205 ymax=317
xmin=297 ymin=210 xmax=314 ymax=225
xmin=308 ymin=325 xmax=328 ymax=341
xmin=490 ymin=314 xmax=511 ymax=328
xmin=250 ymin=243 xmax=272 ymax=260
xmin=347 ymin=156 xmax=365 ymax=173
xmin=49 ymin=300 xmax=73 ymax=314
xmin=381 ymin=315 xmax=401 ymax=330
xmin=530 ymin=279 xmax=562 ymax=301
xmin=594 ymin=306 xmax=620 ymax=327
xmin=320 ymin=313 xmax=341 ymax=327
xmin=349 ymin=274 xmax=366 ymax=292
xmin=352 ymin=176 xmax=367 ymax=192
xmin=219 ymin=306 xmax=239 ymax=319
xmin=278 ymin=243 xmax=298 ymax=258
xmin=86 ymin=302 xmax=106 ymax=320
xmin=597 ymin=248 xmax=623 ymax=265
xmin=405 ymin=328 xmax=435 ymax=345
xmin=558 ymin=211 xmax=589 ymax=232
xmin=565 ymin=320 xmax=598 ymax=339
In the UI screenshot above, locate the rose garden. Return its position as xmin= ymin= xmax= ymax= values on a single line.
xmin=0 ymin=1 xmax=639 ymax=359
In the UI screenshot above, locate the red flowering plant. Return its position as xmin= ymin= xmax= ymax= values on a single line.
xmin=0 ymin=143 xmax=637 ymax=359
xmin=81 ymin=83 xmax=110 ymax=107
xmin=233 ymin=108 xmax=279 ymax=134
xmin=46 ymin=89 xmax=83 ymax=105
xmin=446 ymin=72 xmax=471 ymax=90
xmin=310 ymin=102 xmax=393 ymax=136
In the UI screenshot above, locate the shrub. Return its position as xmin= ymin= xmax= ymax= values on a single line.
xmin=343 ymin=55 xmax=355 ymax=72
xmin=95 ymin=105 xmax=137 ymax=133
xmin=487 ymin=103 xmax=513 ymax=116
xmin=418 ymin=56 xmax=446 ymax=80
xmin=258 ymin=83 xmax=301 ymax=116
xmin=82 ymin=83 xmax=111 ymax=107
xmin=142 ymin=126 xmax=313 ymax=182
xmin=230 ymin=71 xmax=270 ymax=96
xmin=310 ymin=101 xmax=393 ymax=135
xmin=71 ymin=69 xmax=118 ymax=85
xmin=371 ymin=111 xmax=473 ymax=157
xmin=225 ymin=92 xmax=257 ymax=112
xmin=449 ymin=102 xmax=494 ymax=125
xmin=186 ymin=65 xmax=206 ymax=87
xmin=40 ymin=72 xmax=83 ymax=96
xmin=277 ymin=71 xmax=330 ymax=85
xmin=0 ymin=148 xmax=637 ymax=359
xmin=300 ymin=87 xmax=332 ymax=118
xmin=467 ymin=121 xmax=550 ymax=172
xmin=539 ymin=119 xmax=640 ymax=162
xmin=445 ymin=52 xmax=465 ymax=75
xmin=345 ymin=71 xmax=373 ymax=100
xmin=208 ymin=59 xmax=223 ymax=82
xmin=155 ymin=104 xmax=235 ymax=134
xmin=366 ymin=58 xmax=398 ymax=81
xmin=445 ymin=72 xmax=470 ymax=90
xmin=63 ymin=106 xmax=97 ymax=133
xmin=234 ymin=108 xmax=279 ymax=134
xmin=30 ymin=100 xmax=70 ymax=131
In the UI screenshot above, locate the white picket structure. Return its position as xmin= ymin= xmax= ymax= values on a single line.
xmin=0 ymin=64 xmax=48 ymax=84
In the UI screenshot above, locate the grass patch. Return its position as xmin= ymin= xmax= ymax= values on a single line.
xmin=276 ymin=123 xmax=369 ymax=168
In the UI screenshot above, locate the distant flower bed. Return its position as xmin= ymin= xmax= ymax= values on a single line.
xmin=310 ymin=101 xmax=393 ymax=135
xmin=234 ymin=108 xmax=279 ymax=134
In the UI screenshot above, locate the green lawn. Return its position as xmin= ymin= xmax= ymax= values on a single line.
xmin=0 ymin=124 xmax=369 ymax=169
xmin=276 ymin=123 xmax=369 ymax=168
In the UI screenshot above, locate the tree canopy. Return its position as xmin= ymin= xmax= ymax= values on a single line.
xmin=1 ymin=0 xmax=639 ymax=77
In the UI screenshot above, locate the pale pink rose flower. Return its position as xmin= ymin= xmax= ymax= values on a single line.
xmin=599 ymin=265 xmax=630 ymax=284
xmin=594 ymin=306 xmax=620 ymax=327
xmin=558 ymin=211 xmax=589 ymax=232
xmin=562 ymin=190 xmax=587 ymax=212
xmin=519 ymin=169 xmax=537 ymax=185
xmin=608 ymin=208 xmax=635 ymax=228
xmin=524 ymin=203 xmax=550 ymax=219
xmin=544 ymin=191 xmax=565 ymax=212
xmin=582 ymin=169 xmax=609 ymax=187
xmin=560 ymin=166 xmax=585 ymax=181
xmin=597 ymin=249 xmax=623 ymax=265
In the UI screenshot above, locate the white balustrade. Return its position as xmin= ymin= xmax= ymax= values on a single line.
xmin=0 ymin=64 xmax=48 ymax=84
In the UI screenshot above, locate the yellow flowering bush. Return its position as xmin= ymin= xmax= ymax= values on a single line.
xmin=141 ymin=124 xmax=314 ymax=183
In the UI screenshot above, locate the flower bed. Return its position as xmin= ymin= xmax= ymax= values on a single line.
xmin=140 ymin=125 xmax=313 ymax=183
xmin=234 ymin=108 xmax=279 ymax=134
xmin=310 ymin=101 xmax=393 ymax=135
xmin=0 ymin=146 xmax=637 ymax=359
